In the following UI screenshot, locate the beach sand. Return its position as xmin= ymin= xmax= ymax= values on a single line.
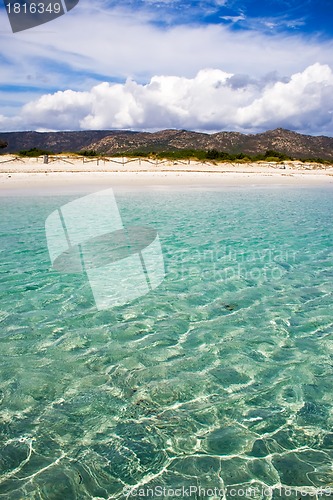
xmin=1 ymin=155 xmax=333 ymax=194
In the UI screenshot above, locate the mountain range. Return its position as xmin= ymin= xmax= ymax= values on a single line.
xmin=1 ymin=128 xmax=333 ymax=160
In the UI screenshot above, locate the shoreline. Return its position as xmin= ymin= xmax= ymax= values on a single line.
xmin=1 ymin=155 xmax=333 ymax=194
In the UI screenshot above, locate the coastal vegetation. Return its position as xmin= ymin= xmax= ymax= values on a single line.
xmin=107 ymin=149 xmax=332 ymax=164
xmin=0 ymin=138 xmax=324 ymax=165
xmin=77 ymin=149 xmax=99 ymax=157
xmin=13 ymin=146 xmax=332 ymax=164
xmin=18 ymin=147 xmax=53 ymax=157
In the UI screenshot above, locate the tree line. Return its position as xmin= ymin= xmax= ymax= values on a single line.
xmin=109 ymin=148 xmax=331 ymax=164
xmin=1 ymin=145 xmax=331 ymax=164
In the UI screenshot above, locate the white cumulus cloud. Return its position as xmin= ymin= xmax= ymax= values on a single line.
xmin=5 ymin=63 xmax=333 ymax=135
xmin=236 ymin=63 xmax=333 ymax=133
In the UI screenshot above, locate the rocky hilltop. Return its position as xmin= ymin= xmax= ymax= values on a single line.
xmin=0 ymin=130 xmax=125 ymax=154
xmin=87 ymin=128 xmax=333 ymax=160
xmin=1 ymin=128 xmax=333 ymax=160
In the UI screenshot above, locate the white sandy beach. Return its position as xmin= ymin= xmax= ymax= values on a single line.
xmin=0 ymin=154 xmax=333 ymax=193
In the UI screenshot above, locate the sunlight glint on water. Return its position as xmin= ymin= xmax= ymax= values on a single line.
xmin=0 ymin=188 xmax=333 ymax=499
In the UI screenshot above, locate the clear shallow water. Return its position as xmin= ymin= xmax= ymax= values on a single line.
xmin=0 ymin=187 xmax=333 ymax=499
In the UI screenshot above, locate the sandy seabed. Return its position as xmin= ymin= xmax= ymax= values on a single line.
xmin=0 ymin=154 xmax=333 ymax=194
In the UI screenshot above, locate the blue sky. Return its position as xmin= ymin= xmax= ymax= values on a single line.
xmin=104 ymin=0 xmax=333 ymax=36
xmin=1 ymin=0 xmax=333 ymax=134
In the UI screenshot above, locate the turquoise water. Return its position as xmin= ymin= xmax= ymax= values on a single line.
xmin=1 ymin=187 xmax=333 ymax=499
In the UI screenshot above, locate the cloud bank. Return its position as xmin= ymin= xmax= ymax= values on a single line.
xmin=1 ymin=63 xmax=333 ymax=135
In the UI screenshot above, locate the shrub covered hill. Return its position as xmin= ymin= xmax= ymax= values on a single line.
xmin=1 ymin=128 xmax=333 ymax=161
